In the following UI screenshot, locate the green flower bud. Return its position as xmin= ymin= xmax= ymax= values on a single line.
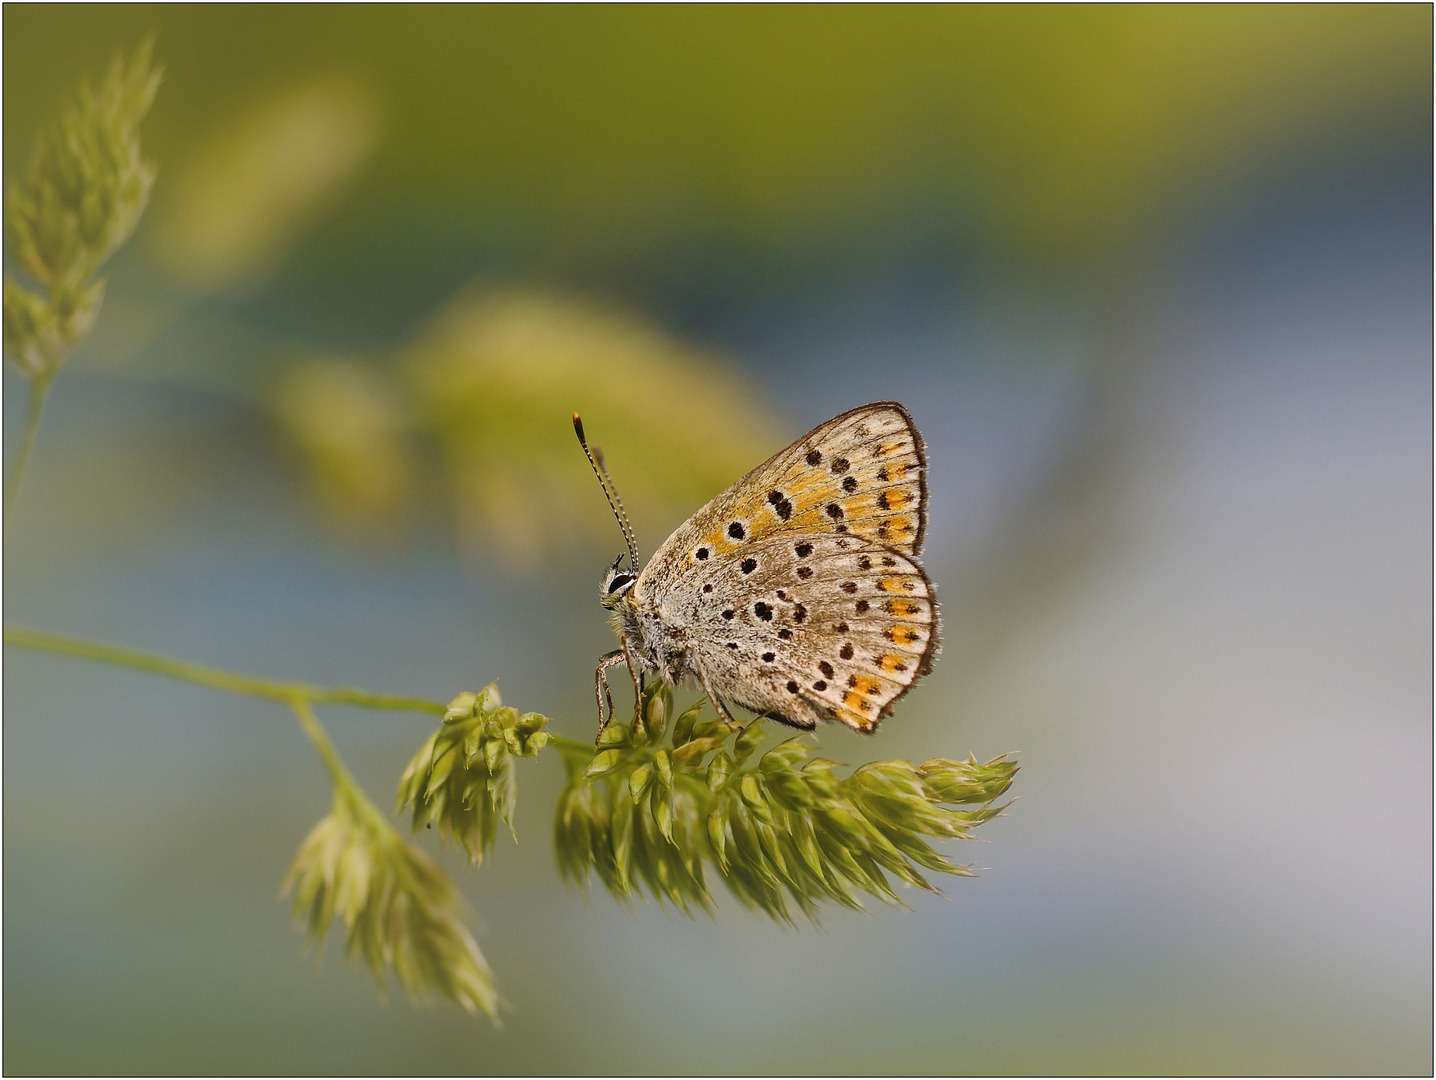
xmin=425 ymin=744 xmax=460 ymax=800
xmin=644 ymin=688 xmax=667 ymax=736
xmin=628 ymin=764 xmax=653 ymax=804
xmin=443 ymin=691 xmax=478 ymax=723
xmin=514 ymin=711 xmax=548 ymax=736
xmin=706 ymin=750 xmax=733 ymax=792
xmin=734 ymin=723 xmax=767 ymax=762
xmin=584 ymin=749 xmax=623 ymax=779
xmin=800 ymin=758 xmax=842 ymax=800
xmin=790 ymin=815 xmax=824 ymax=877
xmin=707 ymin=802 xmax=729 ymax=870
xmin=754 ymin=821 xmax=791 ymax=882
xmin=760 ymin=737 xmax=810 ymax=772
xmin=653 ymin=791 xmax=674 ymax=843
xmin=816 ymin=802 xmax=869 ymax=848
xmin=462 ymin=728 xmax=482 ymax=763
xmin=597 ymin=723 xmax=629 ymax=748
xmin=653 ymin=748 xmax=673 ymax=789
xmin=671 ymin=736 xmax=722 ymax=767
xmin=739 ymin=773 xmax=765 ymax=810
xmin=488 ymin=761 xmax=517 ymax=834
xmin=671 ymin=700 xmax=703 ymax=746
xmin=688 ymin=716 xmax=727 ymax=741
xmin=919 ymin=756 xmax=1018 ymax=804
xmin=764 ymin=768 xmax=813 ymax=811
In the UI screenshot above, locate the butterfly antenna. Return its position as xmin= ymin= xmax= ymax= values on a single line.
xmin=592 ymin=445 xmax=639 ymax=573
xmin=573 ymin=413 xmax=640 ymax=571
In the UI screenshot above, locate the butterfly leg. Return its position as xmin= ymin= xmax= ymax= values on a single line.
xmin=594 ymin=649 xmax=625 ymax=734
xmin=687 ymin=648 xmax=741 ymax=733
xmin=621 ymin=637 xmax=644 ymax=712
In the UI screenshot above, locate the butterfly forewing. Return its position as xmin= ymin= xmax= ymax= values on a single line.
xmin=637 ymin=402 xmax=927 ymax=595
xmin=670 ymin=534 xmax=938 ymax=733
xmin=613 ymin=401 xmax=937 ymax=734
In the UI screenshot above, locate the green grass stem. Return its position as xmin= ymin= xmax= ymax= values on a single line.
xmin=3 ymin=623 xmax=593 ymax=754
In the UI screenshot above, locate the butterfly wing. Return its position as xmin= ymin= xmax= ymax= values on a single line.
xmin=666 ymin=534 xmax=938 ymax=733
xmin=636 ymin=401 xmax=928 ymax=594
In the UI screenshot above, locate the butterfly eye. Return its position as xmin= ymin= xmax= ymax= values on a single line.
xmin=608 ymin=573 xmax=636 ymax=594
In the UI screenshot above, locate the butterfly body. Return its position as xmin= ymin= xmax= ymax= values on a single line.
xmin=587 ymin=401 xmax=938 ymax=737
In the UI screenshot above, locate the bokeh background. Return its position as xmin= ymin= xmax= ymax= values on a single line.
xmin=4 ymin=6 xmax=1430 ymax=1074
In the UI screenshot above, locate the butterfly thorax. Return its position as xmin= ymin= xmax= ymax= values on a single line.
xmin=608 ymin=586 xmax=695 ymax=684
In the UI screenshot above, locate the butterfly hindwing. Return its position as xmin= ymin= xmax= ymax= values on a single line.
xmin=669 ymin=534 xmax=939 ymax=733
xmin=637 ymin=402 xmax=927 ymax=596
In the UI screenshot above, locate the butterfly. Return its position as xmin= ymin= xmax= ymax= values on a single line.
xmin=574 ymin=401 xmax=937 ymax=742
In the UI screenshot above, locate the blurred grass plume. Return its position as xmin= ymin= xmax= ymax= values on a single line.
xmin=284 ymin=700 xmax=502 ymax=1023
xmin=272 ymin=356 xmax=415 ymax=540
xmin=4 ymin=38 xmax=160 ymax=382
xmin=402 ymin=288 xmax=785 ymax=568
xmin=273 ymin=287 xmax=786 ymax=569
xmin=556 ymin=682 xmax=1018 ymax=923
xmin=152 ymin=74 xmax=381 ymax=289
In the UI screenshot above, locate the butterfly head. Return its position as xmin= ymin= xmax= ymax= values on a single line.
xmin=600 ymin=553 xmax=638 ymax=609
